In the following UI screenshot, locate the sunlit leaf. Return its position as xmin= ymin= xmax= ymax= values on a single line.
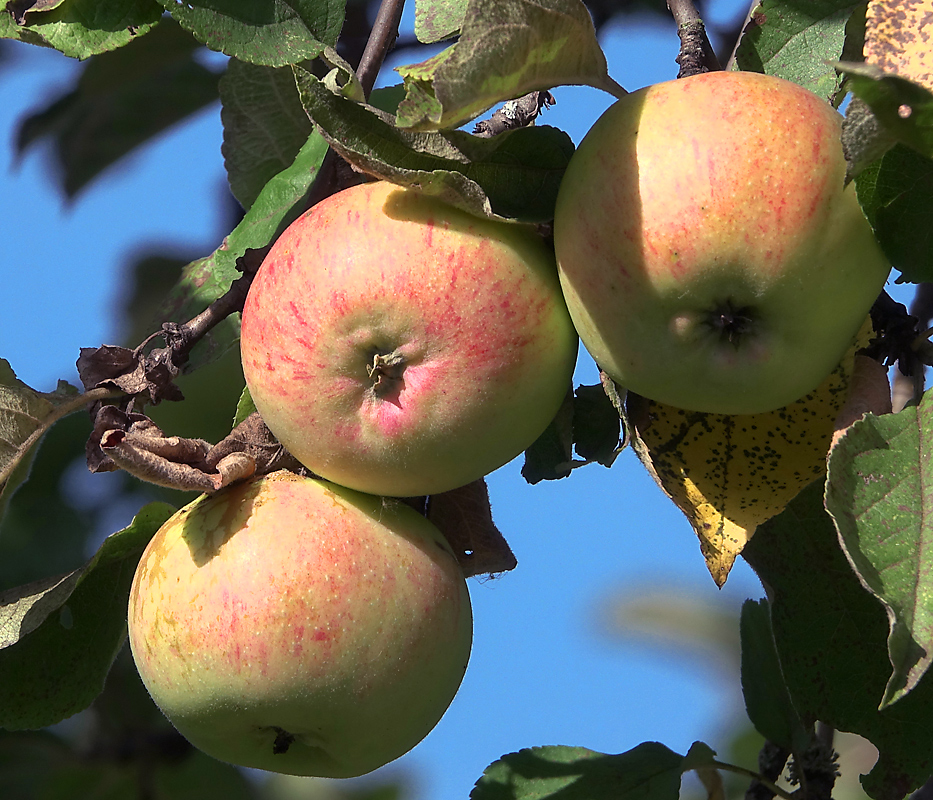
xmin=396 ymin=0 xmax=623 ymax=131
xmin=157 ymin=0 xmax=346 ymax=66
xmin=415 ymin=0 xmax=467 ymax=43
xmin=733 ymin=0 xmax=861 ymax=100
xmin=0 ymin=0 xmax=162 ymax=59
xmin=214 ymin=128 xmax=330 ymax=273
xmin=865 ymin=0 xmax=933 ymax=92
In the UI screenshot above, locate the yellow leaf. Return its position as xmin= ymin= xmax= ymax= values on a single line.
xmin=627 ymin=318 xmax=874 ymax=587
xmin=865 ymin=0 xmax=933 ymax=91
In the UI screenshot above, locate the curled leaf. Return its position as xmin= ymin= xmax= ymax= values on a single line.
xmin=395 ymin=0 xmax=623 ymax=132
xmin=427 ymin=479 xmax=516 ymax=578
xmin=205 ymin=412 xmax=305 ymax=477
xmin=77 ymin=343 xmax=183 ymax=404
xmin=90 ymin=412 xmax=257 ymax=493
xmin=0 ymin=360 xmax=103 ymax=518
xmin=294 ymin=66 xmax=574 ymax=222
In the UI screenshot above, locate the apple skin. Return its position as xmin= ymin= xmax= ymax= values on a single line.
xmin=240 ymin=181 xmax=578 ymax=497
xmin=554 ymin=71 xmax=891 ymax=415
xmin=127 ymin=470 xmax=472 ymax=778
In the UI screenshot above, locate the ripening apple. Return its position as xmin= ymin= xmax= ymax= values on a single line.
xmin=240 ymin=181 xmax=578 ymax=498
xmin=554 ymin=70 xmax=891 ymax=415
xmin=128 ymin=470 xmax=472 ymax=778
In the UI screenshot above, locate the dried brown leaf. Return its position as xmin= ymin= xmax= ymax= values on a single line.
xmin=428 ymin=479 xmax=516 ymax=578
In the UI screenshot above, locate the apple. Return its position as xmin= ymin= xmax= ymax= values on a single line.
xmin=554 ymin=70 xmax=890 ymax=415
xmin=128 ymin=470 xmax=472 ymax=778
xmin=239 ymin=181 xmax=578 ymax=497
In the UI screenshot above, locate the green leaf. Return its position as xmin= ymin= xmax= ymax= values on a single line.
xmin=733 ymin=0 xmax=861 ymax=100
xmin=15 ymin=19 xmax=221 ymax=198
xmin=232 ymin=385 xmax=256 ymax=428
xmin=295 ymin=67 xmax=574 ymax=222
xmin=0 ymin=415 xmax=102 ymax=592
xmin=214 ymin=127 xmax=330 ymax=273
xmin=826 ymin=392 xmax=933 ymax=706
xmin=0 ymin=502 xmax=175 ymax=729
xmin=396 ymin=0 xmax=623 ymax=131
xmin=740 ymin=598 xmax=811 ymax=754
xmin=154 ymin=124 xmax=328 ymax=374
xmin=0 ymin=0 xmax=162 ymax=59
xmin=415 ymin=0 xmax=467 ymax=43
xmin=0 ymin=360 xmax=80 ymax=524
xmin=572 ymin=384 xmax=621 ymax=467
xmin=839 ymin=63 xmax=933 ymax=160
xmin=743 ymin=481 xmax=933 ymax=800
xmin=219 ymin=59 xmax=315 ymax=210
xmin=855 ymin=143 xmax=933 ymax=284
xmin=470 ymin=742 xmax=687 ymax=800
xmin=521 ymin=391 xmax=573 ymax=484
xmin=157 ymin=0 xmax=346 ymax=66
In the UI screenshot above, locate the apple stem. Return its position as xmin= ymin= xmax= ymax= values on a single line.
xmin=357 ymin=0 xmax=406 ymax=99
xmin=367 ymin=350 xmax=407 ymax=397
xmin=667 ymin=0 xmax=721 ymax=77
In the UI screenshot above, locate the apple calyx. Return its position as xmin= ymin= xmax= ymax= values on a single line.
xmin=366 ymin=350 xmax=407 ymax=399
xmin=271 ymin=727 xmax=296 ymax=755
xmin=706 ymin=299 xmax=757 ymax=346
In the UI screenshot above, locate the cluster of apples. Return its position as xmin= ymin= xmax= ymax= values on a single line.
xmin=127 ymin=182 xmax=579 ymax=777
xmin=127 ymin=71 xmax=890 ymax=780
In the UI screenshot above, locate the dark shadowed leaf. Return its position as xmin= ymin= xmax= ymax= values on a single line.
xmin=826 ymin=392 xmax=933 ymax=706
xmin=427 ymin=479 xmax=516 ymax=578
xmin=15 ymin=19 xmax=221 ymax=198
xmin=0 ymin=502 xmax=174 ymax=729
xmin=856 ymin=143 xmax=933 ymax=284
xmin=733 ymin=0 xmax=860 ymax=100
xmin=219 ymin=59 xmax=315 ymax=210
xmin=396 ymin=0 xmax=623 ymax=131
xmin=157 ymin=0 xmax=346 ymax=66
xmin=572 ymin=383 xmax=621 ymax=467
xmin=295 ymin=66 xmax=574 ymax=221
xmin=0 ymin=360 xmax=81 ymax=523
xmin=0 ymin=0 xmax=162 ymax=59
xmin=740 ymin=599 xmax=811 ymax=755
xmin=743 ymin=481 xmax=933 ymax=800
xmin=521 ymin=390 xmax=573 ymax=484
xmin=0 ymin=726 xmax=259 ymax=800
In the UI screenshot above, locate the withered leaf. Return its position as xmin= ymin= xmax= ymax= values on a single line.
xmin=205 ymin=412 xmax=306 ymax=476
xmin=428 ymin=479 xmax=516 ymax=578
xmin=77 ymin=343 xmax=183 ymax=404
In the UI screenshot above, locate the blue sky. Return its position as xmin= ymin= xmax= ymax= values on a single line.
xmin=0 ymin=2 xmax=898 ymax=798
